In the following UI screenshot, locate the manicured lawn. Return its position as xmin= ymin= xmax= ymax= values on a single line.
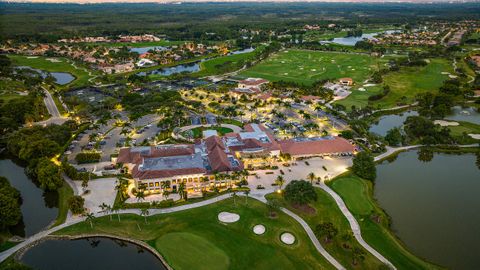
xmin=8 ymin=54 xmax=95 ymax=88
xmin=240 ymin=50 xmax=384 ymax=86
xmin=328 ymin=174 xmax=442 ymax=270
xmin=188 ymin=126 xmax=233 ymax=138
xmin=338 ymin=58 xmax=453 ymax=110
xmin=51 ymin=183 xmax=74 ymax=227
xmin=447 ymin=121 xmax=480 ymax=144
xmin=55 ymin=198 xmax=334 ymax=270
xmin=267 ymin=189 xmax=385 ymax=269
xmin=195 ymin=50 xmax=258 ymax=77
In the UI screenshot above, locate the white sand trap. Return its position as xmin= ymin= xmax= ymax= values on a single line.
xmin=46 ymin=58 xmax=61 ymax=63
xmin=434 ymin=120 xmax=459 ymax=126
xmin=364 ymin=83 xmax=376 ymax=87
xmin=358 ymin=88 xmax=366 ymax=91
xmin=449 ymin=75 xmax=458 ymax=78
xmin=441 ymin=72 xmax=450 ymax=75
xmin=218 ymin=212 xmax=240 ymax=223
xmin=281 ymin=233 xmax=295 ymax=245
xmin=468 ymin=134 xmax=480 ymax=139
xmin=281 ymin=61 xmax=286 ymax=63
xmin=284 ymin=51 xmax=289 ymax=53
xmin=351 ymin=69 xmax=355 ymax=71
xmin=253 ymin=225 xmax=266 ymax=235
xmin=311 ymin=69 xmax=316 ymax=71
xmin=284 ymin=73 xmax=289 ymax=75
xmin=26 ymin=56 xmax=38 ymax=59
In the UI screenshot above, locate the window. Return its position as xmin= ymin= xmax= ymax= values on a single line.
xmin=149 ymin=182 xmax=154 ymax=187
xmin=155 ymin=182 xmax=159 ymax=187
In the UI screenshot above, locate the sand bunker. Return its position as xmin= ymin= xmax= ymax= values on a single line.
xmin=280 ymin=233 xmax=295 ymax=245
xmin=218 ymin=212 xmax=240 ymax=223
xmin=468 ymin=134 xmax=480 ymax=139
xmin=364 ymin=84 xmax=376 ymax=87
xmin=253 ymin=225 xmax=266 ymax=235
xmin=358 ymin=88 xmax=366 ymax=92
xmin=46 ymin=58 xmax=61 ymax=63
xmin=434 ymin=120 xmax=459 ymax=127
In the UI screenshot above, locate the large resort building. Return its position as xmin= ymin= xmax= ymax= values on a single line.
xmin=117 ymin=124 xmax=355 ymax=194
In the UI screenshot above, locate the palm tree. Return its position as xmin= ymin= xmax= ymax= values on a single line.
xmin=275 ymin=175 xmax=285 ymax=190
xmin=244 ymin=190 xmax=250 ymax=205
xmin=140 ymin=208 xmax=149 ymax=224
xmin=178 ymin=182 xmax=186 ymax=200
xmin=162 ymin=190 xmax=170 ymax=200
xmin=136 ymin=190 xmax=145 ymax=202
xmin=232 ymin=191 xmax=238 ymax=206
xmin=84 ymin=213 xmax=95 ymax=229
xmin=307 ymin=172 xmax=316 ymax=184
xmin=113 ymin=207 xmax=121 ymax=222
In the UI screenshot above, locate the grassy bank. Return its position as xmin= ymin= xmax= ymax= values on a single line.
xmin=240 ymin=49 xmax=383 ymax=86
xmin=8 ymin=54 xmax=95 ymax=88
xmin=55 ymin=197 xmax=334 ymax=270
xmin=266 ymin=189 xmax=386 ymax=269
xmin=327 ymin=174 xmax=442 ymax=270
xmin=51 ymin=182 xmax=74 ymax=227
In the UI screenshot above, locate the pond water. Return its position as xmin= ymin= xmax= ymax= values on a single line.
xmin=16 ymin=66 xmax=75 ymax=85
xmin=229 ymin=47 xmax=255 ymax=55
xmin=369 ymin=111 xmax=418 ymax=136
xmin=20 ymin=237 xmax=167 ymax=270
xmin=326 ymin=30 xmax=400 ymax=46
xmin=138 ymin=61 xmax=201 ymax=76
xmin=375 ymin=151 xmax=480 ymax=269
xmin=445 ymin=106 xmax=480 ymax=125
xmin=0 ymin=158 xmax=58 ymax=237
xmin=130 ymin=46 xmax=167 ymax=54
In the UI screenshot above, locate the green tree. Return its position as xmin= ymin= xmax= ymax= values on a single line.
xmin=84 ymin=212 xmax=95 ymax=229
xmin=68 ymin=195 xmax=85 ymax=215
xmin=307 ymin=172 xmax=316 ymax=184
xmin=284 ymin=180 xmax=317 ymax=205
xmin=384 ymin=127 xmax=402 ymax=146
xmin=275 ymin=175 xmax=285 ymax=190
xmin=315 ymin=222 xmax=338 ymax=243
xmin=352 ymin=152 xmax=376 ymax=181
xmin=140 ymin=208 xmax=149 ymax=224
xmin=352 ymin=247 xmax=366 ymax=265
xmin=36 ymin=158 xmax=64 ymax=190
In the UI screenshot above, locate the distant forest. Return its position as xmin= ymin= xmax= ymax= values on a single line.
xmin=1 ymin=2 xmax=480 ymax=42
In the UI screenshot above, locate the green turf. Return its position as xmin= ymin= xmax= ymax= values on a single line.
xmin=156 ymin=232 xmax=230 ymax=270
xmin=447 ymin=121 xmax=480 ymax=144
xmin=338 ymin=58 xmax=453 ymax=110
xmin=55 ymin=198 xmax=334 ymax=270
xmin=239 ymin=49 xmax=383 ymax=86
xmin=189 ymin=126 xmax=233 ymax=138
xmin=267 ymin=189 xmax=385 ymax=269
xmin=51 ymin=183 xmax=74 ymax=227
xmin=8 ymin=54 xmax=95 ymax=88
xmin=195 ymin=50 xmax=258 ymax=77
xmin=328 ymin=174 xmax=442 ymax=270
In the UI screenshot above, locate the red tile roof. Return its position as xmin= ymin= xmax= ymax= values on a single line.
xmin=132 ymin=165 xmax=206 ymax=180
xmin=279 ymin=137 xmax=355 ymax=156
xmin=117 ymin=145 xmax=195 ymax=165
xmin=239 ymin=78 xmax=269 ymax=86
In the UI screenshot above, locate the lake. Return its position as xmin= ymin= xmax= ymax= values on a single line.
xmin=138 ymin=61 xmax=201 ymax=76
xmin=0 ymin=158 xmax=58 ymax=237
xmin=375 ymin=151 xmax=480 ymax=269
xmin=229 ymin=47 xmax=255 ymax=55
xmin=445 ymin=106 xmax=480 ymax=125
xmin=369 ymin=110 xmax=418 ymax=136
xmin=20 ymin=237 xmax=167 ymax=270
xmin=16 ymin=66 xmax=75 ymax=85
xmin=326 ymin=30 xmax=399 ymax=46
xmin=130 ymin=46 xmax=167 ymax=54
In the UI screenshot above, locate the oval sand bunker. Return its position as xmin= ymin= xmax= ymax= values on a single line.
xmin=253 ymin=225 xmax=266 ymax=235
xmin=281 ymin=232 xmax=295 ymax=245
xmin=218 ymin=212 xmax=240 ymax=223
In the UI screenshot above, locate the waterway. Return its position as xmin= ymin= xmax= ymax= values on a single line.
xmin=445 ymin=105 xmax=480 ymax=125
xmin=369 ymin=110 xmax=418 ymax=136
xmin=20 ymin=237 xmax=167 ymax=270
xmin=325 ymin=30 xmax=400 ymax=46
xmin=16 ymin=66 xmax=75 ymax=85
xmin=0 ymin=158 xmax=58 ymax=237
xmin=375 ymin=151 xmax=480 ymax=269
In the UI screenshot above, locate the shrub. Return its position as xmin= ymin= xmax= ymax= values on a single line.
xmin=284 ymin=180 xmax=317 ymax=205
xmin=68 ymin=195 xmax=85 ymax=215
xmin=75 ymin=152 xmax=101 ymax=164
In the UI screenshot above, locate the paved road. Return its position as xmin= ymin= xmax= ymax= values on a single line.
xmin=43 ymin=87 xmax=61 ymax=118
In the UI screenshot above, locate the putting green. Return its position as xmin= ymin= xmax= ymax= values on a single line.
xmin=156 ymin=232 xmax=230 ymax=270
xmin=240 ymin=49 xmax=384 ymax=86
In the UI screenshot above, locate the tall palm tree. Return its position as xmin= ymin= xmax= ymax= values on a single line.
xmin=244 ymin=190 xmax=250 ymax=205
xmin=84 ymin=213 xmax=95 ymax=229
xmin=307 ymin=172 xmax=316 ymax=184
xmin=178 ymin=182 xmax=186 ymax=200
xmin=232 ymin=191 xmax=238 ymax=206
xmin=113 ymin=207 xmax=121 ymax=222
xmin=162 ymin=190 xmax=170 ymax=200
xmin=275 ymin=175 xmax=285 ymax=190
xmin=136 ymin=190 xmax=145 ymax=202
xmin=140 ymin=208 xmax=149 ymax=224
